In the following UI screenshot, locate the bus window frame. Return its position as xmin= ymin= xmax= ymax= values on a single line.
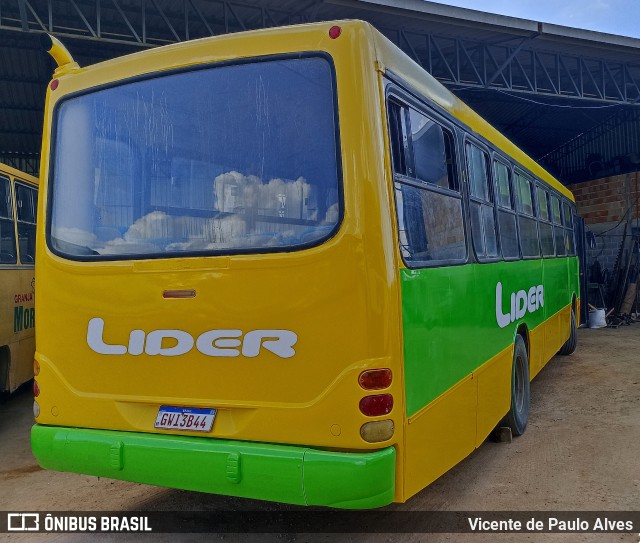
xmin=491 ymin=154 xmax=521 ymax=262
xmin=382 ymin=72 xmax=576 ymax=269
xmin=14 ymin=179 xmax=38 ymax=266
xmin=45 ymin=52 xmax=345 ymax=263
xmin=550 ymin=193 xmax=567 ymax=257
xmin=513 ymin=168 xmax=542 ymax=260
xmin=0 ymin=174 xmax=18 ymax=266
xmin=463 ymin=136 xmax=501 ymax=264
xmin=535 ymin=182 xmax=556 ymax=258
xmin=562 ymin=199 xmax=577 ymax=256
xmin=385 ymin=85 xmax=469 ymax=269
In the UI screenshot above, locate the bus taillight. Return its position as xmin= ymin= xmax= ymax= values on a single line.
xmin=34 ymin=359 xmax=40 ymax=376
xmin=33 ymin=380 xmax=40 ymax=397
xmin=358 ymin=369 xmax=392 ymax=390
xmin=359 ymin=394 xmax=393 ymax=416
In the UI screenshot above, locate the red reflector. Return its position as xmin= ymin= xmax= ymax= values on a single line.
xmin=33 ymin=380 xmax=40 ymax=398
xmin=358 ymin=368 xmax=392 ymax=390
xmin=329 ymin=25 xmax=342 ymax=39
xmin=50 ymin=79 xmax=59 ymax=90
xmin=163 ymin=289 xmax=196 ymax=299
xmin=359 ymin=394 xmax=393 ymax=416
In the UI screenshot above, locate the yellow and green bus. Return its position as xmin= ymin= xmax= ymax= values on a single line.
xmin=0 ymin=163 xmax=38 ymax=397
xmin=32 ymin=21 xmax=578 ymax=509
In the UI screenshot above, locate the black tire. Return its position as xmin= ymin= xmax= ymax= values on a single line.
xmin=558 ymin=308 xmax=577 ymax=356
xmin=502 ymin=335 xmax=530 ymax=437
xmin=0 ymin=360 xmax=8 ymax=405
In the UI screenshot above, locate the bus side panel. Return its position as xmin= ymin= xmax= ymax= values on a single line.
xmin=0 ymin=268 xmax=35 ymax=392
xmin=9 ymin=337 xmax=35 ymax=392
xmin=528 ymin=324 xmax=547 ymax=379
xmin=400 ymin=260 xmax=549 ymax=418
xmin=403 ymin=375 xmax=476 ymax=500
xmin=474 ymin=345 xmax=512 ymax=447
xmin=541 ymin=257 xmax=578 ymax=365
xmin=399 ymin=258 xmax=579 ymax=494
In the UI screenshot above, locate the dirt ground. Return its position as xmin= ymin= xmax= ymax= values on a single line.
xmin=0 ymin=325 xmax=639 ymax=543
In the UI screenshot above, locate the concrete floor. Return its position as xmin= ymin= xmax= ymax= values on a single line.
xmin=1 ymin=325 xmax=639 ymax=542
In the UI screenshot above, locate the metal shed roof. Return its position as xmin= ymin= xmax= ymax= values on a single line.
xmin=1 ymin=0 xmax=639 ymax=183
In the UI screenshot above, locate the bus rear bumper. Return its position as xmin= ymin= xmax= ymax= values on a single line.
xmin=31 ymin=424 xmax=395 ymax=509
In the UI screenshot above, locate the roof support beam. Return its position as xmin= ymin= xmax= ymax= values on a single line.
xmin=486 ymin=34 xmax=537 ymax=86
xmin=379 ymin=25 xmax=640 ymax=105
xmin=2 ymin=0 xmax=639 ymax=104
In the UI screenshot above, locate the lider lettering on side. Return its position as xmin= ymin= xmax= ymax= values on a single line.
xmin=495 ymin=282 xmax=544 ymax=329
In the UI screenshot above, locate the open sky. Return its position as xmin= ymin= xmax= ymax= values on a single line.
xmin=429 ymin=0 xmax=640 ymax=39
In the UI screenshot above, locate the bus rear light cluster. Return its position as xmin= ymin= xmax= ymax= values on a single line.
xmin=360 ymin=420 xmax=394 ymax=443
xmin=359 ymin=394 xmax=393 ymax=416
xmin=33 ymin=360 xmax=41 ymax=419
xmin=358 ymin=368 xmax=392 ymax=390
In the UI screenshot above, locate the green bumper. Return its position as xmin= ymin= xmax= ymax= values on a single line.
xmin=31 ymin=424 xmax=395 ymax=509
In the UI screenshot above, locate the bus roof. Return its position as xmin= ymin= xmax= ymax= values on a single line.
xmin=0 ymin=162 xmax=38 ymax=186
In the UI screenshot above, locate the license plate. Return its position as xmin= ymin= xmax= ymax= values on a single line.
xmin=154 ymin=406 xmax=217 ymax=432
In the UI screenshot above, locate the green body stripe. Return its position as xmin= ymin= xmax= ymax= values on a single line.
xmin=401 ymin=257 xmax=579 ymax=416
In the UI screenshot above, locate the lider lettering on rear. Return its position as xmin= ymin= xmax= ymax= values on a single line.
xmin=86 ymin=318 xmax=298 ymax=358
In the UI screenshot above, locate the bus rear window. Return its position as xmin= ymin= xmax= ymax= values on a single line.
xmin=49 ymin=56 xmax=341 ymax=259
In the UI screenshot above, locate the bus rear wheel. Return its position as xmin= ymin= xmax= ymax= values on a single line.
xmin=0 ymin=350 xmax=8 ymax=403
xmin=502 ymin=335 xmax=530 ymax=437
xmin=558 ymin=308 xmax=577 ymax=356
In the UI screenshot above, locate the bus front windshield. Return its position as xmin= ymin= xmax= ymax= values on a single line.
xmin=49 ymin=56 xmax=341 ymax=259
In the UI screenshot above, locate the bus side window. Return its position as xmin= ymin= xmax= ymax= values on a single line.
xmin=563 ymin=201 xmax=576 ymax=256
xmin=494 ymin=160 xmax=519 ymax=259
xmin=466 ymin=142 xmax=498 ymax=260
xmin=15 ymin=182 xmax=37 ymax=264
xmin=388 ymin=101 xmax=408 ymax=176
xmin=388 ymin=100 xmax=465 ymax=265
xmin=515 ymin=172 xmax=540 ymax=258
xmin=0 ymin=176 xmax=17 ymax=264
xmin=536 ymin=186 xmax=555 ymax=257
xmin=551 ymin=195 xmax=566 ymax=256
xmin=410 ymin=109 xmax=456 ymax=190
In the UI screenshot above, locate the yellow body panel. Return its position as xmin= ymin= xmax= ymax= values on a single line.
xmin=475 ymin=345 xmax=512 ymax=447
xmin=404 ymin=374 xmax=477 ymax=500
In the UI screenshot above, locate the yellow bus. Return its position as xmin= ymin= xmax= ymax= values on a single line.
xmin=0 ymin=163 xmax=38 ymax=396
xmin=32 ymin=21 xmax=578 ymax=508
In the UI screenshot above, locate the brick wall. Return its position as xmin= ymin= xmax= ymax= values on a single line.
xmin=567 ymin=172 xmax=640 ymax=277
xmin=567 ymin=172 xmax=639 ymax=226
